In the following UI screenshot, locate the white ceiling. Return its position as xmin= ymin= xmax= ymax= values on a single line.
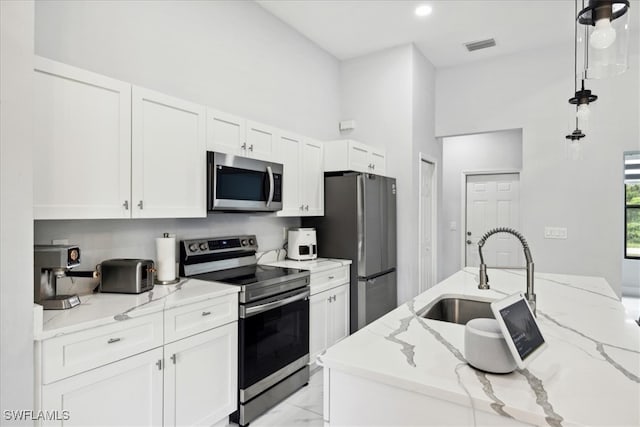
xmin=257 ymin=0 xmax=581 ymax=67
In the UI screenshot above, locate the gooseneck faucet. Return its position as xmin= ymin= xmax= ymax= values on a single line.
xmin=477 ymin=227 xmax=536 ymax=315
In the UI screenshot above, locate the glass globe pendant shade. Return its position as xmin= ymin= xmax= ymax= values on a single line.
xmin=577 ymin=0 xmax=631 ymax=79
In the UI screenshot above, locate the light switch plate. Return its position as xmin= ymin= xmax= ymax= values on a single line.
xmin=544 ymin=227 xmax=567 ymax=239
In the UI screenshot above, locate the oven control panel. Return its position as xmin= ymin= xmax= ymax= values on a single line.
xmin=182 ymin=235 xmax=258 ymax=256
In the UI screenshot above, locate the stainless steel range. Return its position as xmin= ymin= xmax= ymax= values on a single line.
xmin=179 ymin=235 xmax=310 ymax=427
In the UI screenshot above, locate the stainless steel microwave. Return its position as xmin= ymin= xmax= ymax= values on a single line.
xmin=207 ymin=152 xmax=283 ymax=212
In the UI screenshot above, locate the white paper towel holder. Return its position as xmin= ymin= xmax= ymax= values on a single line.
xmin=155 ymin=233 xmax=180 ymax=285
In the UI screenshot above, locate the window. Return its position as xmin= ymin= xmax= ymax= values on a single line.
xmin=625 ymin=152 xmax=640 ymax=259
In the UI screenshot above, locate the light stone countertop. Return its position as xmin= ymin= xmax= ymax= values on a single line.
xmin=320 ymin=268 xmax=640 ymax=427
xmin=261 ymin=257 xmax=352 ymax=274
xmin=35 ymin=278 xmax=239 ymax=341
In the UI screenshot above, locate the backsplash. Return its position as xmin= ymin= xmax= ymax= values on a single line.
xmin=35 ymin=214 xmax=300 ymax=295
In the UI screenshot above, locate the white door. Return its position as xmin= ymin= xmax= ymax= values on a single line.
xmin=328 ymin=284 xmax=350 ymax=346
xmin=301 ymin=139 xmax=324 ymax=216
xmin=206 ymin=109 xmax=246 ymax=155
xmin=33 ymin=57 xmax=132 ymax=219
xmin=246 ymin=120 xmax=278 ymax=161
xmin=41 ymin=348 xmax=163 ymax=426
xmin=164 ymin=323 xmax=238 ymax=427
xmin=278 ymin=133 xmax=303 ymax=216
xmin=309 ymin=292 xmax=328 ymax=363
xmin=465 ymin=174 xmax=521 ymax=268
xmin=132 ymin=87 xmax=206 ymax=218
xmin=419 ymin=160 xmax=436 ymax=292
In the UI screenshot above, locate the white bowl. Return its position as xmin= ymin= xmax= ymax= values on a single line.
xmin=464 ymin=318 xmax=517 ymax=374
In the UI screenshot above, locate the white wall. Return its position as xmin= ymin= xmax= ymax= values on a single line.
xmin=436 ymin=34 xmax=640 ymax=296
xmin=33 ymin=0 xmax=341 ymax=278
xmin=35 ymin=0 xmax=340 ymax=140
xmin=440 ymin=130 xmax=523 ymax=279
xmin=339 ymin=44 xmax=439 ymax=303
xmin=1 ymin=0 xmax=34 ymax=418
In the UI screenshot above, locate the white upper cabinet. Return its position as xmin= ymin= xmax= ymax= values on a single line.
xmin=206 ymin=109 xmax=246 ymax=156
xmin=33 ymin=57 xmax=132 ymax=219
xmin=131 ymin=87 xmax=206 ymax=218
xmin=301 ymin=139 xmax=324 ymax=216
xmin=277 ymin=133 xmax=324 ymax=217
xmin=207 ymin=110 xmax=279 ymax=162
xmin=324 ymin=139 xmax=387 ymax=176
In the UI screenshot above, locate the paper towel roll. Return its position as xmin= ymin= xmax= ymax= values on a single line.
xmin=156 ymin=234 xmax=176 ymax=282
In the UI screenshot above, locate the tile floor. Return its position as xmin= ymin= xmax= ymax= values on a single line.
xmin=230 ymin=365 xmax=324 ymax=427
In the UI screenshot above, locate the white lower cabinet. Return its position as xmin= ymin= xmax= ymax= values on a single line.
xmin=163 ymin=323 xmax=237 ymax=427
xmin=309 ymin=267 xmax=350 ymax=363
xmin=36 ymin=294 xmax=239 ymax=427
xmin=41 ymin=347 xmax=164 ymax=427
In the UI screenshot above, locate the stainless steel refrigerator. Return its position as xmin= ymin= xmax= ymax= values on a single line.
xmin=303 ymin=172 xmax=397 ymax=333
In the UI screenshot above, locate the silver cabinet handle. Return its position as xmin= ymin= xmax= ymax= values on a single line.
xmin=249 ymin=144 xmax=254 ymax=152
xmin=137 ymin=200 xmax=144 ymax=210
xmin=328 ymin=276 xmax=335 ymax=280
xmin=107 ymin=338 xmax=121 ymax=344
xmin=171 ymin=354 xmax=176 ymax=364
xmin=241 ymin=142 xmax=247 ymax=150
xmin=122 ymin=200 xmax=129 ymax=210
xmin=300 ymin=204 xmax=305 ymax=210
xmin=156 ymin=359 xmax=163 ymax=370
xmin=201 ymin=311 xmax=211 ymax=316
xmin=305 ymin=205 xmax=309 ymax=211
xmin=372 ymin=164 xmax=376 ymax=170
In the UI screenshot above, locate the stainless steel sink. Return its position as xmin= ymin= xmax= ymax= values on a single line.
xmin=418 ymin=295 xmax=495 ymax=324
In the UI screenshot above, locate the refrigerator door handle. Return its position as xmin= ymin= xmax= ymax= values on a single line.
xmin=356 ymin=174 xmax=365 ymax=268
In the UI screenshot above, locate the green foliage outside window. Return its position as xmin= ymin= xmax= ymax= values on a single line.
xmin=626 ymin=183 xmax=640 ymax=257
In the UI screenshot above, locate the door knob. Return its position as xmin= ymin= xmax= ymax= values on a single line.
xmin=467 ymin=231 xmax=472 ymax=236
xmin=466 ymin=240 xmax=472 ymax=245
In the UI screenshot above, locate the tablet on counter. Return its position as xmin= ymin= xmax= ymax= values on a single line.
xmin=490 ymin=292 xmax=547 ymax=369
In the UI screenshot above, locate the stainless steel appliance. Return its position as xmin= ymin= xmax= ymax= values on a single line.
xmin=179 ymin=235 xmax=310 ymax=427
xmin=287 ymin=228 xmax=317 ymax=261
xmin=207 ymin=152 xmax=283 ymax=212
xmin=99 ymin=259 xmax=155 ymax=294
xmin=34 ymin=245 xmax=84 ymax=310
xmin=303 ymin=172 xmax=397 ymax=333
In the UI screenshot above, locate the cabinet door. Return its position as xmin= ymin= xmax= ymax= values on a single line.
xmin=132 ymin=87 xmax=206 ymax=218
xmin=206 ymin=109 xmax=246 ymax=155
xmin=33 ymin=57 xmax=131 ymax=219
xmin=41 ymin=348 xmax=163 ymax=427
xmin=309 ymin=291 xmax=329 ymax=364
xmin=347 ymin=141 xmax=371 ymax=173
xmin=370 ymin=149 xmax=386 ymax=175
xmin=301 ymin=139 xmax=324 ymax=216
xmin=328 ymin=284 xmax=350 ymax=346
xmin=277 ymin=133 xmax=303 ymax=216
xmin=246 ymin=120 xmax=278 ymax=161
xmin=164 ymin=322 xmax=238 ymax=427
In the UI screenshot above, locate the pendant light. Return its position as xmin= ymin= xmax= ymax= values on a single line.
xmin=567 ymin=0 xmax=598 ymax=143
xmin=577 ymin=0 xmax=631 ymax=79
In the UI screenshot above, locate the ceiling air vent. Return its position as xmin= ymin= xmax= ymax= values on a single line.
xmin=464 ymin=38 xmax=496 ymax=52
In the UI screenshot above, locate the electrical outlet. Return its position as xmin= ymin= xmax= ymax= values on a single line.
xmin=52 ymin=239 xmax=69 ymax=245
xmin=544 ymin=227 xmax=567 ymax=239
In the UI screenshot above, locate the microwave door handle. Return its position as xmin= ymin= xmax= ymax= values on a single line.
xmin=266 ymin=166 xmax=274 ymax=207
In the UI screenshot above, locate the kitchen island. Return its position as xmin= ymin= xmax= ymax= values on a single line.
xmin=320 ymin=268 xmax=640 ymax=426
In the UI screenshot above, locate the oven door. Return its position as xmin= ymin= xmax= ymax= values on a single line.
xmin=208 ymin=152 xmax=283 ymax=212
xmin=238 ymin=287 xmax=309 ymax=400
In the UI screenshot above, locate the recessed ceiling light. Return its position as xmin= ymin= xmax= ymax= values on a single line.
xmin=415 ymin=4 xmax=432 ymax=17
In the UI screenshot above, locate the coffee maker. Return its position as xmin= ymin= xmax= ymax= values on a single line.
xmin=34 ymin=244 xmax=85 ymax=310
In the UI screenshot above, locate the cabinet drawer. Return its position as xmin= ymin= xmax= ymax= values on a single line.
xmin=41 ymin=312 xmax=163 ymax=384
xmin=164 ymin=293 xmax=238 ymax=343
xmin=310 ymin=266 xmax=349 ymax=296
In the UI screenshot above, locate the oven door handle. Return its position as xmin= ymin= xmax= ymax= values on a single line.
xmin=241 ymin=289 xmax=309 ymax=318
xmin=265 ymin=166 xmax=274 ymax=208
